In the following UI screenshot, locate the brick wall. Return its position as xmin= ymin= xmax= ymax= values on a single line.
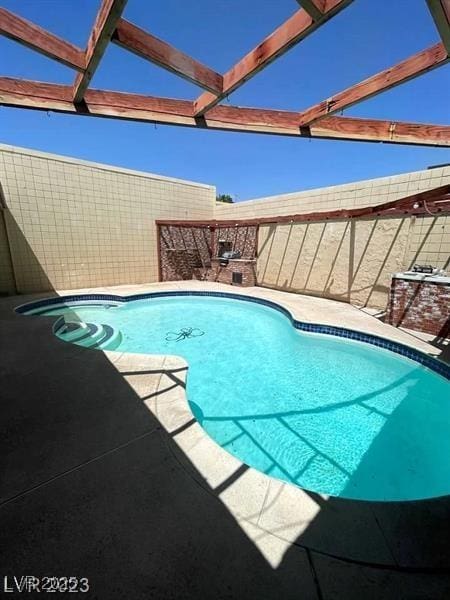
xmin=159 ymin=225 xmax=212 ymax=281
xmin=214 ymin=226 xmax=258 ymax=258
xmin=159 ymin=224 xmax=257 ymax=285
xmin=197 ymin=259 xmax=256 ymax=286
xmin=386 ymin=278 xmax=449 ymax=337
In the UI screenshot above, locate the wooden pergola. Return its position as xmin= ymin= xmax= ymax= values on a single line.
xmin=0 ymin=0 xmax=449 ymax=146
xmin=156 ymin=184 xmax=450 ymax=227
xmin=156 ymin=184 xmax=450 ymax=282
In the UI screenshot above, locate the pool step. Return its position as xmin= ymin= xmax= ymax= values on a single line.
xmin=56 ymin=320 xmax=122 ymax=351
xmin=99 ymin=325 xmax=122 ymax=351
xmin=57 ymin=320 xmax=91 ymax=341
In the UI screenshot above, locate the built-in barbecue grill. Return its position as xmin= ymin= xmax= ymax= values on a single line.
xmin=220 ymin=250 xmax=241 ymax=266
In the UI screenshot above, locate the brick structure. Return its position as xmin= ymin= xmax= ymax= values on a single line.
xmin=158 ymin=224 xmax=257 ymax=286
xmin=159 ymin=225 xmax=212 ymax=281
xmin=386 ymin=275 xmax=450 ymax=337
xmin=197 ymin=259 xmax=256 ymax=286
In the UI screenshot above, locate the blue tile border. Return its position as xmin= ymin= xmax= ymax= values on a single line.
xmin=15 ymin=290 xmax=450 ymax=380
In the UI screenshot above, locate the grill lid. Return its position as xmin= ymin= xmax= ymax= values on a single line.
xmin=221 ymin=250 xmax=241 ymax=259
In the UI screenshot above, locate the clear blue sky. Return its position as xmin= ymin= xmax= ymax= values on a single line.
xmin=0 ymin=0 xmax=449 ymax=200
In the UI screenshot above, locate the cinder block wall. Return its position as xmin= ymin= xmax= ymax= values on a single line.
xmin=216 ymin=167 xmax=450 ymax=218
xmin=1 ymin=142 xmax=448 ymax=310
xmin=404 ymin=215 xmax=450 ymax=268
xmin=0 ymin=212 xmax=15 ymax=295
xmin=0 ymin=145 xmax=215 ymax=293
xmin=217 ymin=167 xmax=450 ymax=309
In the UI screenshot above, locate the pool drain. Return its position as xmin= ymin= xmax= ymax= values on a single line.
xmin=165 ymin=327 xmax=204 ymax=342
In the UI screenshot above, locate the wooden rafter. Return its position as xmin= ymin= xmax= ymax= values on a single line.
xmin=0 ymin=1 xmax=448 ymax=148
xmin=73 ymin=0 xmax=128 ymax=103
xmin=158 ymin=201 xmax=450 ymax=226
xmin=426 ymin=0 xmax=450 ymax=53
xmin=305 ymin=115 xmax=450 ymax=146
xmin=156 ymin=185 xmax=450 ymax=227
xmin=298 ymin=43 xmax=449 ymax=126
xmin=0 ymin=77 xmax=448 ymax=147
xmin=155 ymin=199 xmax=450 ymax=226
xmin=0 ymin=8 xmax=85 ymax=71
xmin=295 ymin=0 xmax=326 ymax=21
xmin=363 ymin=183 xmax=450 ymax=213
xmin=193 ymin=0 xmax=354 ymax=116
xmin=112 ymin=19 xmax=223 ymax=94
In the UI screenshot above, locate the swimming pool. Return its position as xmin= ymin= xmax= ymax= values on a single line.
xmin=18 ymin=292 xmax=450 ymax=502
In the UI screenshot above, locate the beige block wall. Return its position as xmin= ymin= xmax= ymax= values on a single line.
xmin=0 ymin=211 xmax=15 ymax=294
xmin=216 ymin=167 xmax=450 ymax=218
xmin=1 ymin=142 xmax=448 ymax=308
xmin=0 ymin=145 xmax=215 ymax=293
xmin=218 ymin=167 xmax=450 ymax=309
xmin=404 ymin=214 xmax=450 ymax=271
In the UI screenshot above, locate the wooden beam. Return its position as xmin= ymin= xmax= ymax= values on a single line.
xmin=193 ymin=0 xmax=354 ymax=116
xmin=426 ymin=0 xmax=450 ymax=53
xmin=204 ymin=107 xmax=450 ymax=146
xmin=156 ymin=224 xmax=163 ymax=282
xmin=0 ymin=77 xmax=75 ymax=104
xmin=73 ymin=0 xmax=128 ymax=103
xmin=0 ymin=77 xmax=195 ymax=117
xmin=295 ymin=0 xmax=325 ymax=21
xmin=112 ymin=19 xmax=223 ymax=94
xmin=155 ymin=201 xmax=450 ymax=229
xmin=0 ymin=8 xmax=85 ymax=70
xmin=155 ymin=203 xmax=450 ymax=227
xmin=298 ymin=43 xmax=449 ymax=125
xmin=156 ymin=203 xmax=450 ymax=227
xmin=86 ymin=87 xmax=194 ymax=116
xmin=360 ymin=183 xmax=450 ymax=213
xmin=0 ymin=78 xmax=449 ymax=147
xmin=156 ymin=185 xmax=450 ymax=227
xmin=310 ymin=115 xmax=450 ymax=146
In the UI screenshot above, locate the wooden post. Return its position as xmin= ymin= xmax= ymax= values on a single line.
xmin=210 ymin=226 xmax=216 ymax=258
xmin=156 ymin=223 xmax=162 ymax=282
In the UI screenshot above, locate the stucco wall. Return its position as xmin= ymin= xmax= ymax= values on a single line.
xmin=257 ymin=217 xmax=412 ymax=308
xmin=219 ymin=167 xmax=450 ymax=309
xmin=0 ymin=145 xmax=215 ymax=293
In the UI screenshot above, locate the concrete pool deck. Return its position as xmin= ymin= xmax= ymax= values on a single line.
xmin=1 ymin=281 xmax=449 ymax=599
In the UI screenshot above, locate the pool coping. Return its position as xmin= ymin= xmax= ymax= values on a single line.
xmin=13 ymin=283 xmax=450 ymax=570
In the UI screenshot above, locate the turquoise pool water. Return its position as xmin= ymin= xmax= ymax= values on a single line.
xmin=27 ymin=295 xmax=450 ymax=501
